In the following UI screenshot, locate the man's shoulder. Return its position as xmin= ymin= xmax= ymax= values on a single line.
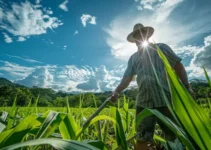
xmin=130 ymin=51 xmax=138 ymax=58
xmin=155 ymin=43 xmax=170 ymax=49
xmin=154 ymin=43 xmax=173 ymax=54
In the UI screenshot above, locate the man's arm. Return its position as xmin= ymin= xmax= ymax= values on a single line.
xmin=173 ymin=62 xmax=195 ymax=98
xmin=115 ymin=76 xmax=133 ymax=93
xmin=174 ymin=62 xmax=190 ymax=89
xmin=110 ymin=76 xmax=133 ymax=101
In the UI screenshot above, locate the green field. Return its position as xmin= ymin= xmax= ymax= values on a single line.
xmin=0 ymin=107 xmax=136 ymax=118
xmin=0 ymin=48 xmax=211 ymax=150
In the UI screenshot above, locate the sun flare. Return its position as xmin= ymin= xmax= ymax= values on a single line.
xmin=142 ymin=41 xmax=148 ymax=47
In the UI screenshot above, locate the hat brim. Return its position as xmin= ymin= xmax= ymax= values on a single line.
xmin=127 ymin=27 xmax=154 ymax=43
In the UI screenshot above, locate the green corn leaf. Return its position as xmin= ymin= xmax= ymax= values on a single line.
xmin=0 ymin=114 xmax=38 ymax=148
xmin=66 ymin=97 xmax=71 ymax=114
xmin=123 ymin=95 xmax=129 ymax=133
xmin=156 ymin=45 xmax=211 ymax=150
xmin=203 ymin=67 xmax=211 ymax=88
xmin=92 ymin=93 xmax=102 ymax=141
xmin=153 ymin=134 xmax=166 ymax=143
xmin=136 ymin=108 xmax=195 ymax=150
xmin=35 ymin=111 xmax=66 ymax=139
xmin=83 ymin=140 xmax=108 ymax=150
xmin=7 ymin=94 xmax=17 ymax=130
xmin=76 ymin=115 xmax=116 ymax=140
xmin=34 ymin=94 xmax=40 ymax=114
xmin=0 ymin=111 xmax=8 ymax=123
xmin=0 ymin=138 xmax=103 ymax=150
xmin=102 ymin=120 xmax=109 ymax=143
xmin=59 ymin=114 xmax=77 ymax=140
xmin=0 ymin=122 xmax=6 ymax=133
xmin=26 ymin=97 xmax=32 ymax=116
xmin=112 ymin=107 xmax=128 ymax=150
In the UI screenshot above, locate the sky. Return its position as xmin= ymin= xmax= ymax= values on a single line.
xmin=0 ymin=0 xmax=211 ymax=93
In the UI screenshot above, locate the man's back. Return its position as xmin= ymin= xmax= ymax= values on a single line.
xmin=123 ymin=43 xmax=182 ymax=108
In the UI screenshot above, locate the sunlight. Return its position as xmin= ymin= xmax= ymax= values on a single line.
xmin=142 ymin=41 xmax=148 ymax=47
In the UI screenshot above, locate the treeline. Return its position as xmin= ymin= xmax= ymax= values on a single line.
xmin=0 ymin=78 xmax=210 ymax=108
xmin=0 ymin=83 xmax=137 ymax=108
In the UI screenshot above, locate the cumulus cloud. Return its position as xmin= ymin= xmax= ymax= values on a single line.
xmin=0 ymin=62 xmax=127 ymax=92
xmin=59 ymin=0 xmax=69 ymax=12
xmin=0 ymin=1 xmax=63 ymax=42
xmin=81 ymin=14 xmax=96 ymax=27
xmin=76 ymin=66 xmax=121 ymax=92
xmin=16 ymin=66 xmax=54 ymax=88
xmin=178 ymin=35 xmax=211 ymax=79
xmin=192 ymin=36 xmax=211 ymax=70
xmin=3 ymin=33 xmax=13 ymax=43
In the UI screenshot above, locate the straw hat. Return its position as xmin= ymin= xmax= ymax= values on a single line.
xmin=127 ymin=23 xmax=154 ymax=43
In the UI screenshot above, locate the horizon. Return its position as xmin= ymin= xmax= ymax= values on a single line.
xmin=1 ymin=0 xmax=211 ymax=93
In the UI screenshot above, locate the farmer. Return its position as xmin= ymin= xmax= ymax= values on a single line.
xmin=110 ymin=23 xmax=194 ymax=150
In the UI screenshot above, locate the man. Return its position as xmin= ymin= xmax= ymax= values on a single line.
xmin=110 ymin=23 xmax=193 ymax=150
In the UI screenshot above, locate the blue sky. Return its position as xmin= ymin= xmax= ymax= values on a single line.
xmin=0 ymin=0 xmax=211 ymax=93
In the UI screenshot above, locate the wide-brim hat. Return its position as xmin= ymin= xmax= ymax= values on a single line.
xmin=127 ymin=23 xmax=154 ymax=43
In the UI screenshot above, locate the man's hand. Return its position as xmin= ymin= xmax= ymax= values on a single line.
xmin=110 ymin=91 xmax=119 ymax=103
xmin=110 ymin=76 xmax=133 ymax=103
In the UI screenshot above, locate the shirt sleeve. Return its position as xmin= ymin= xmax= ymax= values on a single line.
xmin=123 ymin=55 xmax=136 ymax=77
xmin=160 ymin=44 xmax=182 ymax=67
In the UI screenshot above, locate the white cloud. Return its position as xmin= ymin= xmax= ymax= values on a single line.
xmin=16 ymin=66 xmax=54 ymax=88
xmin=17 ymin=36 xmax=26 ymax=42
xmin=175 ymin=35 xmax=211 ymax=79
xmin=105 ymin=0 xmax=211 ymax=61
xmin=0 ymin=59 xmax=137 ymax=92
xmin=1 ymin=53 xmax=43 ymax=64
xmin=135 ymin=0 xmax=165 ymax=11
xmin=63 ymin=45 xmax=67 ymax=50
xmin=74 ymin=30 xmax=78 ymax=35
xmin=0 ymin=62 xmax=126 ymax=92
xmin=59 ymin=0 xmax=69 ymax=12
xmin=43 ymin=7 xmax=53 ymax=15
xmin=0 ymin=61 xmax=35 ymax=78
xmin=105 ymin=0 xmax=184 ymax=60
xmin=81 ymin=14 xmax=96 ymax=27
xmin=35 ymin=0 xmax=41 ymax=4
xmin=0 ymin=7 xmax=3 ymax=19
xmin=0 ymin=1 xmax=63 ymax=42
xmin=3 ymin=32 xmax=13 ymax=43
xmin=191 ymin=36 xmax=211 ymax=70
xmin=154 ymin=0 xmax=183 ymax=23
xmin=173 ymin=45 xmax=203 ymax=59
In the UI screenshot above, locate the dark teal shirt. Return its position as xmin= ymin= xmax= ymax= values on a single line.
xmin=123 ymin=43 xmax=182 ymax=108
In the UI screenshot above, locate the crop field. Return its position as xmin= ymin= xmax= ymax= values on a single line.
xmin=0 ymin=48 xmax=211 ymax=150
xmin=0 ymin=107 xmax=136 ymax=118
